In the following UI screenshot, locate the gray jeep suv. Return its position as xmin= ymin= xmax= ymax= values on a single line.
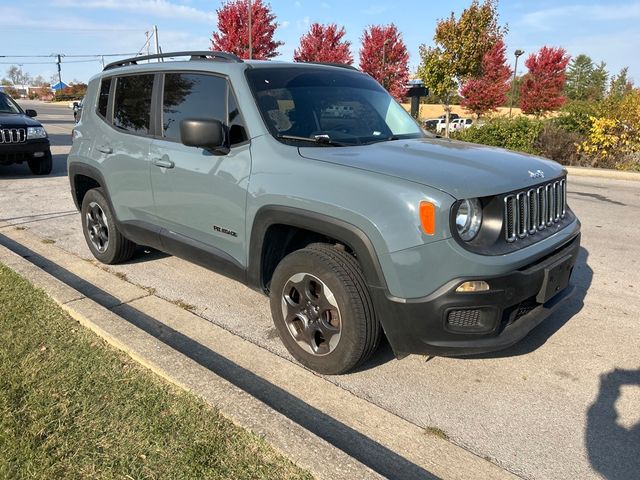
xmin=68 ymin=51 xmax=581 ymax=374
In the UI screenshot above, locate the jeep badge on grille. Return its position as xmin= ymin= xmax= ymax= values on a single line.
xmin=528 ymin=169 xmax=545 ymax=179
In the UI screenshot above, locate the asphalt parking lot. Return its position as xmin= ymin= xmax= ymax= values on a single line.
xmin=1 ymin=100 xmax=639 ymax=480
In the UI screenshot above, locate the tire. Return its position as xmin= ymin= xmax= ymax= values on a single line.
xmin=27 ymin=150 xmax=52 ymax=175
xmin=81 ymin=188 xmax=136 ymax=264
xmin=269 ymin=243 xmax=381 ymax=374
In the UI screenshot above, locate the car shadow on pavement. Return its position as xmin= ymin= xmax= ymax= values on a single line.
xmin=0 ymin=232 xmax=439 ymax=480
xmin=452 ymin=246 xmax=593 ymax=360
xmin=586 ymin=368 xmax=640 ymax=479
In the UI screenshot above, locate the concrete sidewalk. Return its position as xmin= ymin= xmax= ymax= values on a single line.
xmin=0 ymin=228 xmax=514 ymax=480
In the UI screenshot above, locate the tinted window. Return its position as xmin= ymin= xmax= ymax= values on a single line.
xmin=246 ymin=67 xmax=422 ymax=146
xmin=113 ymin=74 xmax=154 ymax=135
xmin=162 ymin=73 xmax=227 ymax=142
xmin=97 ymin=78 xmax=110 ymax=118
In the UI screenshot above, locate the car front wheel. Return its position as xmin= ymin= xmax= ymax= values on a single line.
xmin=27 ymin=151 xmax=52 ymax=175
xmin=269 ymin=243 xmax=381 ymax=375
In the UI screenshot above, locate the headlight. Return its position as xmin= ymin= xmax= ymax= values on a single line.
xmin=27 ymin=127 xmax=47 ymax=139
xmin=455 ymin=198 xmax=482 ymax=241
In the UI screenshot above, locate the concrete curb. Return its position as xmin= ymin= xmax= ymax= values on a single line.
xmin=565 ymin=166 xmax=640 ymax=181
xmin=0 ymin=230 xmax=517 ymax=480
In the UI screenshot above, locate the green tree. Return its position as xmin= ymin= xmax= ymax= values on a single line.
xmin=565 ymin=55 xmax=608 ymax=101
xmin=590 ymin=61 xmax=608 ymax=101
xmin=417 ymin=0 xmax=506 ymax=136
xmin=565 ymin=54 xmax=594 ymax=101
xmin=609 ymin=67 xmax=633 ymax=99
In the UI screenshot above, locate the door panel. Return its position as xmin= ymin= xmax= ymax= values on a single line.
xmin=150 ymin=140 xmax=251 ymax=266
xmin=149 ymin=72 xmax=251 ymax=266
xmin=91 ymin=74 xmax=155 ymax=225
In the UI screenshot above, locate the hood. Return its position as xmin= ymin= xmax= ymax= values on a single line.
xmin=0 ymin=113 xmax=42 ymax=128
xmin=298 ymin=137 xmax=565 ymax=199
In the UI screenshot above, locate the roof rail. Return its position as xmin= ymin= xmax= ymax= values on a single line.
xmin=302 ymin=61 xmax=359 ymax=71
xmin=103 ymin=51 xmax=243 ymax=71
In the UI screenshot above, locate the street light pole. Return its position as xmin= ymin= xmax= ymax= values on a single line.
xmin=381 ymin=39 xmax=390 ymax=89
xmin=509 ymin=49 xmax=524 ymax=118
xmin=248 ymin=0 xmax=253 ymax=60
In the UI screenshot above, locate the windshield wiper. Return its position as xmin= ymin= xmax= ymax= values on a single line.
xmin=276 ymin=134 xmax=348 ymax=147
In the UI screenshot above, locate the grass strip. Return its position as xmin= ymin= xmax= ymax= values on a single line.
xmin=0 ymin=263 xmax=312 ymax=480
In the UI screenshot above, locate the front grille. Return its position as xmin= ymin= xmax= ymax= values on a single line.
xmin=504 ymin=178 xmax=566 ymax=242
xmin=0 ymin=128 xmax=26 ymax=144
xmin=0 ymin=151 xmax=29 ymax=164
xmin=447 ymin=309 xmax=481 ymax=328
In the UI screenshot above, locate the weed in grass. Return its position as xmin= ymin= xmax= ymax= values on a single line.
xmin=0 ymin=263 xmax=311 ymax=480
xmin=173 ymin=299 xmax=196 ymax=312
xmin=114 ymin=271 xmax=128 ymax=282
xmin=424 ymin=426 xmax=449 ymax=440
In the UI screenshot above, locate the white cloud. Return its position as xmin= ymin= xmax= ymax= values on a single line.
xmin=281 ymin=20 xmax=290 ymax=28
xmin=294 ymin=1 xmax=301 ymax=6
xmin=520 ymin=3 xmax=640 ymax=30
xmin=363 ymin=5 xmax=388 ymax=15
xmin=51 ymin=0 xmax=216 ymax=24
xmin=296 ymin=16 xmax=310 ymax=29
xmin=321 ymin=2 xmax=330 ymax=8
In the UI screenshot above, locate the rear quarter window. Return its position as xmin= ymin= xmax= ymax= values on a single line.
xmin=97 ymin=78 xmax=111 ymax=118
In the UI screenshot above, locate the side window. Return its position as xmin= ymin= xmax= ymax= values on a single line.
xmin=162 ymin=73 xmax=226 ymax=142
xmin=113 ymin=74 xmax=154 ymax=135
xmin=97 ymin=78 xmax=110 ymax=118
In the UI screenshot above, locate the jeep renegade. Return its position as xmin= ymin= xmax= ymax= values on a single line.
xmin=0 ymin=92 xmax=52 ymax=175
xmin=68 ymin=51 xmax=581 ymax=374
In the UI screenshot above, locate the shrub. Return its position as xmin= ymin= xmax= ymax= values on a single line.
xmin=553 ymin=100 xmax=600 ymax=135
xmin=535 ymin=125 xmax=584 ymax=165
xmin=453 ymin=116 xmax=544 ymax=154
xmin=578 ymin=90 xmax=640 ymax=168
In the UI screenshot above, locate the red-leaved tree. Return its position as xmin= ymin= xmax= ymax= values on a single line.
xmin=460 ymin=39 xmax=512 ymax=117
xmin=359 ymin=24 xmax=409 ymax=99
xmin=211 ymin=0 xmax=283 ymax=60
xmin=519 ymin=46 xmax=571 ymax=115
xmin=294 ymin=23 xmax=353 ymax=64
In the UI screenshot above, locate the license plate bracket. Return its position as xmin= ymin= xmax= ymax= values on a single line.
xmin=536 ymin=255 xmax=574 ymax=304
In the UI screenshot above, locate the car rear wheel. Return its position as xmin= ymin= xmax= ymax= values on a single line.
xmin=27 ymin=151 xmax=52 ymax=175
xmin=81 ymin=188 xmax=136 ymax=264
xmin=269 ymin=243 xmax=381 ymax=375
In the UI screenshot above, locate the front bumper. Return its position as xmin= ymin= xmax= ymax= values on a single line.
xmin=0 ymin=139 xmax=50 ymax=165
xmin=373 ymin=232 xmax=581 ymax=357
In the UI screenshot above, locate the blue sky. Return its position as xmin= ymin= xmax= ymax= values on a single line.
xmin=1 ymin=0 xmax=638 ymax=85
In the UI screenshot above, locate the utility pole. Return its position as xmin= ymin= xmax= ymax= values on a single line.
xmin=154 ymin=25 xmax=161 ymax=61
xmin=248 ymin=0 xmax=253 ymax=60
xmin=509 ymin=49 xmax=524 ymax=118
xmin=56 ymin=54 xmax=62 ymax=97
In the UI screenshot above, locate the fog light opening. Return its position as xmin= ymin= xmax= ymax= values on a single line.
xmin=456 ymin=280 xmax=490 ymax=293
xmin=33 ymin=152 xmax=45 ymax=158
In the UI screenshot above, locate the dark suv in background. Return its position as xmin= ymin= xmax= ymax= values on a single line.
xmin=0 ymin=92 xmax=52 ymax=175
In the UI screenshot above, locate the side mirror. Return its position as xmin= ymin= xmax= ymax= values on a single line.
xmin=180 ymin=118 xmax=226 ymax=153
xmin=25 ymin=109 xmax=37 ymax=117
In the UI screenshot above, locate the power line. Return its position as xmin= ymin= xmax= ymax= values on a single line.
xmin=0 ymin=53 xmax=138 ymax=59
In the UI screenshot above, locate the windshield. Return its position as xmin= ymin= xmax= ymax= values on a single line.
xmin=0 ymin=93 xmax=23 ymax=114
xmin=246 ymin=67 xmax=424 ymax=146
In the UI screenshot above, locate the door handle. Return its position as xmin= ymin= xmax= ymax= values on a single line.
xmin=153 ymin=157 xmax=175 ymax=169
xmin=97 ymin=145 xmax=113 ymax=154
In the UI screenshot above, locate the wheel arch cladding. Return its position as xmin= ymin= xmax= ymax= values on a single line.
xmin=248 ymin=206 xmax=388 ymax=294
xmin=68 ymin=162 xmax=107 ymax=211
